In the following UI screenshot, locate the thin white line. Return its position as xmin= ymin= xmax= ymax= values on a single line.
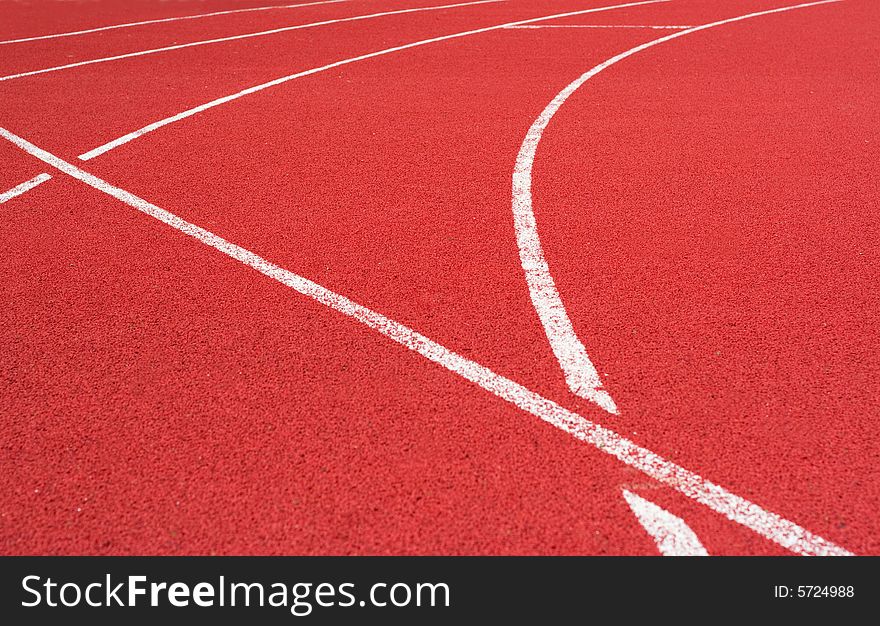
xmin=78 ymin=0 xmax=667 ymax=160
xmin=505 ymin=24 xmax=692 ymax=29
xmin=511 ymin=0 xmax=842 ymax=412
xmin=0 ymin=0 xmax=355 ymax=46
xmin=0 ymin=126 xmax=853 ymax=556
xmin=0 ymin=0 xmax=505 ymax=82
xmin=622 ymin=490 xmax=709 ymax=556
xmin=0 ymin=0 xmax=668 ymax=199
xmin=0 ymin=173 xmax=52 ymax=203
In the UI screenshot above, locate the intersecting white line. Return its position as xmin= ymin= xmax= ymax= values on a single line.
xmin=0 ymin=0 xmax=506 ymax=82
xmin=0 ymin=0 xmax=669 ymax=202
xmin=511 ymin=0 xmax=842 ymax=411
xmin=0 ymin=0 xmax=355 ymax=46
xmin=0 ymin=126 xmax=852 ymax=556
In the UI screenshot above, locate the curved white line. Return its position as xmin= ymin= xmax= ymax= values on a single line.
xmin=512 ymin=0 xmax=841 ymax=413
xmin=623 ymin=490 xmax=709 ymax=556
xmin=0 ymin=126 xmax=852 ymax=556
xmin=505 ymin=24 xmax=692 ymax=29
xmin=0 ymin=0 xmax=505 ymax=83
xmin=0 ymin=0 xmax=355 ymax=46
xmin=0 ymin=1 xmax=668 ymax=199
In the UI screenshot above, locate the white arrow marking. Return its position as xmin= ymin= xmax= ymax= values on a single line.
xmin=623 ymin=489 xmax=709 ymax=556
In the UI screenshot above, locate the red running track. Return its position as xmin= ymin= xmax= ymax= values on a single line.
xmin=0 ymin=0 xmax=877 ymax=555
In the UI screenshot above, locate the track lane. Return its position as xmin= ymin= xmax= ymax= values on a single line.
xmin=0 ymin=0 xmax=868 ymax=550
xmin=0 ymin=0 xmax=666 ymax=203
xmin=0 ymin=0 xmax=652 ymax=165
xmin=0 ymin=1 xmax=379 ymax=77
xmin=5 ymin=0 xmax=860 ymax=552
xmin=0 ymin=1 xmax=358 ymax=46
xmin=0 ymin=0 xmax=337 ymax=41
xmin=0 ymin=0 xmax=505 ymax=82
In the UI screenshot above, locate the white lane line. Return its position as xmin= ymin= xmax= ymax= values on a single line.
xmin=505 ymin=24 xmax=692 ymax=29
xmin=0 ymin=0 xmax=355 ymax=46
xmin=511 ymin=0 xmax=842 ymax=412
xmin=622 ymin=490 xmax=709 ymax=556
xmin=0 ymin=173 xmax=52 ymax=204
xmin=0 ymin=0 xmax=669 ymax=199
xmin=0 ymin=126 xmax=852 ymax=557
xmin=0 ymin=0 xmax=505 ymax=82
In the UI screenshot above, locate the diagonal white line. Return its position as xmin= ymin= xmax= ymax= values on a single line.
xmin=0 ymin=173 xmax=52 ymax=203
xmin=0 ymin=126 xmax=853 ymax=556
xmin=76 ymin=0 xmax=666 ymax=161
xmin=623 ymin=489 xmax=709 ymax=556
xmin=0 ymin=0 xmax=669 ymax=200
xmin=0 ymin=0 xmax=506 ymax=82
xmin=504 ymin=24 xmax=692 ymax=29
xmin=0 ymin=0 xmax=356 ymax=46
xmin=511 ymin=0 xmax=842 ymax=412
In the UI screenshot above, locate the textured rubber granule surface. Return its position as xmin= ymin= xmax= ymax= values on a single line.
xmin=0 ymin=0 xmax=877 ymax=555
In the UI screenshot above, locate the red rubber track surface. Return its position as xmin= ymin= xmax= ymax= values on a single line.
xmin=1 ymin=0 xmax=877 ymax=555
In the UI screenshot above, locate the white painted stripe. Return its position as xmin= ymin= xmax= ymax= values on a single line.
xmin=505 ymin=24 xmax=692 ymax=29
xmin=0 ymin=1 xmax=355 ymax=46
xmin=0 ymin=173 xmax=53 ymax=203
xmin=0 ymin=0 xmax=668 ymax=200
xmin=0 ymin=126 xmax=852 ymax=556
xmin=79 ymin=0 xmax=669 ymax=161
xmin=77 ymin=0 xmax=667 ymax=160
xmin=622 ymin=490 xmax=709 ymax=556
xmin=511 ymin=0 xmax=841 ymax=412
xmin=0 ymin=0 xmax=505 ymax=82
